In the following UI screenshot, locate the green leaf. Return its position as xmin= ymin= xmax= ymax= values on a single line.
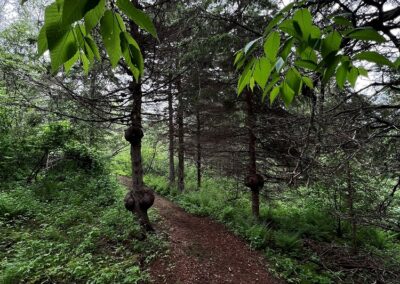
xmin=321 ymin=31 xmax=341 ymax=58
xmin=116 ymin=0 xmax=158 ymax=38
xmin=281 ymin=82 xmax=295 ymax=107
xmin=262 ymin=75 xmax=280 ymax=102
xmin=293 ymin=8 xmax=312 ymax=39
xmin=299 ymin=47 xmax=317 ymax=63
xmin=309 ymin=25 xmax=321 ymax=40
xmin=244 ymin=37 xmax=261 ymax=54
xmin=49 ymin=29 xmax=77 ymax=72
xmin=264 ymin=14 xmax=283 ymax=35
xmin=44 ymin=3 xmax=78 ymax=72
xmin=292 ymin=21 xmax=303 ymax=37
xmin=394 ymin=57 xmax=400 ymax=69
xmin=62 ymin=0 xmax=101 ymax=26
xmin=332 ymin=16 xmax=352 ymax=26
xmin=347 ymin=67 xmax=358 ymax=87
xmin=322 ymin=55 xmax=341 ymax=85
xmin=253 ymin=57 xmax=272 ymax=89
xmin=279 ymin=20 xmax=297 ymax=38
xmin=336 ymin=63 xmax=347 ymax=89
xmin=286 ymin=67 xmax=302 ymax=95
xmin=85 ymin=35 xmax=100 ymax=60
xmin=269 ymin=86 xmax=280 ymax=105
xmin=100 ymin=10 xmax=122 ymax=68
xmin=295 ymin=59 xmax=317 ymax=70
xmin=84 ymin=0 xmax=105 ymax=32
xmin=345 ymin=27 xmax=386 ymax=43
xmin=358 ymin=67 xmax=368 ymax=77
xmin=264 ymin=31 xmax=280 ymax=61
xmin=234 ymin=50 xmax=244 ymax=67
xmin=237 ymin=60 xmax=253 ymax=95
xmin=354 ymin=51 xmax=393 ymax=67
xmin=44 ymin=3 xmax=69 ymax=50
xmin=64 ymin=51 xmax=79 ymax=73
xmin=81 ymin=52 xmax=90 ymax=75
xmin=249 ymin=77 xmax=255 ymax=91
xmin=280 ymin=37 xmax=293 ymax=60
xmin=37 ymin=25 xmax=48 ymax=56
xmin=120 ymin=32 xmax=144 ymax=81
xmin=274 ymin=57 xmax=284 ymax=72
xmin=302 ymin=76 xmax=314 ymax=89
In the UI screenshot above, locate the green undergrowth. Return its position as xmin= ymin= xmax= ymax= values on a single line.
xmin=112 ymin=145 xmax=400 ymax=284
xmin=144 ymin=173 xmax=400 ymax=283
xmin=0 ymin=168 xmax=165 ymax=283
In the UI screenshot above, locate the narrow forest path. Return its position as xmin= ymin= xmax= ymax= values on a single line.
xmin=120 ymin=177 xmax=279 ymax=284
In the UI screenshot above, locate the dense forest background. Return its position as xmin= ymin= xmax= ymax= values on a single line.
xmin=1 ymin=0 xmax=399 ymax=283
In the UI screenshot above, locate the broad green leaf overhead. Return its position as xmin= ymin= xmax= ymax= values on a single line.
xmin=332 ymin=16 xmax=352 ymax=26
xmin=264 ymin=31 xmax=280 ymax=61
xmin=281 ymin=82 xmax=295 ymax=107
xmin=346 ymin=28 xmax=386 ymax=43
xmin=43 ymin=3 xmax=77 ymax=72
xmin=302 ymin=76 xmax=314 ymax=89
xmin=44 ymin=3 xmax=69 ymax=51
xmin=347 ymin=67 xmax=358 ymax=87
xmin=100 ymin=10 xmax=123 ymax=68
xmin=335 ymin=63 xmax=348 ymax=89
xmin=354 ymin=51 xmax=393 ymax=67
xmin=120 ymin=31 xmax=144 ymax=81
xmin=36 ymin=0 xmax=156 ymax=78
xmin=244 ymin=38 xmax=261 ymax=54
xmin=116 ymin=0 xmax=158 ymax=38
xmin=269 ymin=86 xmax=280 ymax=105
xmin=62 ymin=0 xmax=101 ymax=26
xmin=37 ymin=26 xmax=48 ymax=56
xmin=253 ymin=57 xmax=271 ymax=89
xmin=292 ymin=8 xmax=312 ymax=39
xmin=64 ymin=52 xmax=79 ymax=73
xmin=321 ymin=31 xmax=341 ymax=58
xmin=49 ymin=29 xmax=77 ymax=72
xmin=84 ymin=0 xmax=106 ymax=32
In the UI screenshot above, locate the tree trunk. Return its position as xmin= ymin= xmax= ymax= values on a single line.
xmin=245 ymin=91 xmax=261 ymax=219
xmin=168 ymin=89 xmax=175 ymax=186
xmin=177 ymin=81 xmax=185 ymax=192
xmin=251 ymin=189 xmax=260 ymax=219
xmin=196 ymin=107 xmax=202 ymax=190
xmin=124 ymin=4 xmax=154 ymax=233
xmin=125 ymin=82 xmax=154 ymax=232
xmin=347 ymin=160 xmax=357 ymax=253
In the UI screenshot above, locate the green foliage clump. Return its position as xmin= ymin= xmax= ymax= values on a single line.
xmin=0 ymin=169 xmax=164 ymax=283
xmin=110 ymin=134 xmax=400 ymax=284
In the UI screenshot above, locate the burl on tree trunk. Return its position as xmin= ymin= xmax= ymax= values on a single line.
xmin=124 ymin=125 xmax=155 ymax=232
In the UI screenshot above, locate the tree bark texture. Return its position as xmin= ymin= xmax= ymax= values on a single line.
xmin=168 ymin=89 xmax=175 ymax=186
xmin=177 ymin=80 xmax=185 ymax=192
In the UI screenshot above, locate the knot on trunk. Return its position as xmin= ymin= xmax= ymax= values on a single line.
xmin=244 ymin=173 xmax=264 ymax=191
xmin=124 ymin=188 xmax=155 ymax=212
xmin=124 ymin=126 xmax=143 ymax=145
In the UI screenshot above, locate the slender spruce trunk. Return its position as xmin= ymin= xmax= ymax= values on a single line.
xmin=347 ymin=160 xmax=357 ymax=253
xmin=245 ymin=91 xmax=260 ymax=219
xmin=177 ymin=80 xmax=185 ymax=192
xmin=168 ymin=89 xmax=175 ymax=186
xmin=196 ymin=107 xmax=202 ymax=190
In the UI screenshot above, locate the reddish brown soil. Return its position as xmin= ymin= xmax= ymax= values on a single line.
xmin=120 ymin=177 xmax=279 ymax=284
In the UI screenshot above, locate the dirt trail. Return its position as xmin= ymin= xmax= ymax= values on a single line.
xmin=120 ymin=177 xmax=279 ymax=284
